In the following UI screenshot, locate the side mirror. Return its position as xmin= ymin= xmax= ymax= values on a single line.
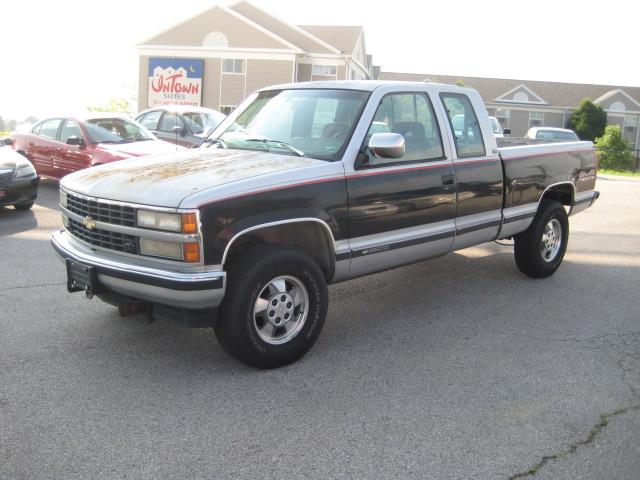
xmin=172 ymin=126 xmax=186 ymax=136
xmin=503 ymin=128 xmax=511 ymax=136
xmin=66 ymin=136 xmax=85 ymax=146
xmin=368 ymin=133 xmax=405 ymax=159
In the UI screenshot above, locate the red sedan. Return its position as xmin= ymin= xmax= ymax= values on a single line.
xmin=11 ymin=114 xmax=183 ymax=179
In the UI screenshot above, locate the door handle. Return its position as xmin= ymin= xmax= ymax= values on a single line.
xmin=441 ymin=174 xmax=455 ymax=185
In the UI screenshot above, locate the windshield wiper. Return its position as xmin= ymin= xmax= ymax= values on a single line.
xmin=245 ymin=138 xmax=305 ymax=157
xmin=201 ymin=138 xmax=227 ymax=149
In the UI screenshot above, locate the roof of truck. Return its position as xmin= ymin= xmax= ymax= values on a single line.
xmin=260 ymin=80 xmax=467 ymax=92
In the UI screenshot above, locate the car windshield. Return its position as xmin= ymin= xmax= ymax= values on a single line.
xmin=489 ymin=117 xmax=503 ymax=134
xmin=205 ymin=89 xmax=370 ymax=160
xmin=182 ymin=111 xmax=225 ymax=135
xmin=536 ymin=130 xmax=578 ymax=141
xmin=84 ymin=118 xmax=156 ymax=144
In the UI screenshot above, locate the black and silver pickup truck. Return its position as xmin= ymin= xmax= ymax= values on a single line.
xmin=52 ymin=81 xmax=599 ymax=368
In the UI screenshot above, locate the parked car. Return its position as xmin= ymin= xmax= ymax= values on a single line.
xmin=0 ymin=147 xmax=39 ymax=210
xmin=136 ymin=106 xmax=226 ymax=148
xmin=525 ymin=127 xmax=579 ymax=141
xmin=52 ymin=81 xmax=599 ymax=368
xmin=11 ymin=114 xmax=182 ymax=180
xmin=488 ymin=116 xmax=510 ymax=137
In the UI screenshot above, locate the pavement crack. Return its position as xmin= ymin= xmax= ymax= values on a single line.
xmin=0 ymin=282 xmax=65 ymax=292
xmin=508 ymin=404 xmax=640 ymax=479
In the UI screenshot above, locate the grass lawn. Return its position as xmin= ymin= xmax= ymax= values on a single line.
xmin=599 ymin=168 xmax=640 ymax=177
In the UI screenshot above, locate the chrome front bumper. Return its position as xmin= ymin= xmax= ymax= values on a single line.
xmin=51 ymin=230 xmax=226 ymax=309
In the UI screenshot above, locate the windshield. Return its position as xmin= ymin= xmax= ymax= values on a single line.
xmin=206 ymin=89 xmax=370 ymax=160
xmin=489 ymin=117 xmax=503 ymax=134
xmin=84 ymin=118 xmax=156 ymax=144
xmin=536 ymin=130 xmax=578 ymax=141
xmin=182 ymin=111 xmax=226 ymax=135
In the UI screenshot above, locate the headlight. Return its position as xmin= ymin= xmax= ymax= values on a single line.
xmin=15 ymin=163 xmax=36 ymax=179
xmin=60 ymin=190 xmax=67 ymax=208
xmin=136 ymin=210 xmax=198 ymax=233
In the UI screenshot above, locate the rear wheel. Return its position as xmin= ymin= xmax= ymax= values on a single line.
xmin=514 ymin=201 xmax=569 ymax=278
xmin=215 ymin=244 xmax=328 ymax=369
xmin=13 ymin=201 xmax=34 ymax=211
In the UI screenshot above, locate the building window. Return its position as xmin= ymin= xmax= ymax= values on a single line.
xmin=222 ymin=59 xmax=245 ymax=74
xmin=529 ymin=111 xmax=544 ymax=127
xmin=610 ymin=101 xmax=626 ymax=112
xmin=495 ymin=108 xmax=510 ymax=128
xmin=203 ymin=31 xmax=228 ymax=48
xmin=311 ymin=64 xmax=337 ymax=76
xmin=513 ymin=91 xmax=529 ymax=102
xmin=623 ymin=116 xmax=638 ymax=130
xmin=220 ymin=106 xmax=236 ymax=115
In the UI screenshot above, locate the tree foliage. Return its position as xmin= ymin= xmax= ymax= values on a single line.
xmin=568 ymin=99 xmax=607 ymax=141
xmin=595 ymin=125 xmax=636 ymax=171
xmin=87 ymin=98 xmax=133 ymax=116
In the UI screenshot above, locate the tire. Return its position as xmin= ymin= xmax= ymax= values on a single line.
xmin=13 ymin=201 xmax=34 ymax=211
xmin=514 ymin=201 xmax=569 ymax=278
xmin=215 ymin=244 xmax=328 ymax=369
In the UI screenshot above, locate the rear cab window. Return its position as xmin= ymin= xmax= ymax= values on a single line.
xmin=440 ymin=93 xmax=485 ymax=157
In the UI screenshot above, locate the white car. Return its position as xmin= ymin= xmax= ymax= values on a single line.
xmin=489 ymin=116 xmax=508 ymax=137
xmin=525 ymin=127 xmax=579 ymax=141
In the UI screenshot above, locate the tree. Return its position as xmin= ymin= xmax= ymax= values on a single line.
xmin=87 ymin=97 xmax=133 ymax=116
xmin=455 ymin=79 xmax=466 ymax=87
xmin=567 ymin=99 xmax=607 ymax=141
xmin=595 ymin=125 xmax=636 ymax=171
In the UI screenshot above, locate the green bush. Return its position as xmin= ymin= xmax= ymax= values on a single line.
xmin=595 ymin=125 xmax=636 ymax=171
xmin=568 ymin=99 xmax=608 ymax=141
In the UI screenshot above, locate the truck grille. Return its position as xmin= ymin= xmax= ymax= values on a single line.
xmin=67 ymin=218 xmax=138 ymax=254
xmin=66 ymin=192 xmax=136 ymax=227
xmin=0 ymin=170 xmax=13 ymax=186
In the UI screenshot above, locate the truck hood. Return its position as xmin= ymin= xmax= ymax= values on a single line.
xmin=97 ymin=139 xmax=181 ymax=158
xmin=60 ymin=148 xmax=326 ymax=207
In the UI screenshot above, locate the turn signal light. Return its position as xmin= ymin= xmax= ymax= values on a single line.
xmin=183 ymin=242 xmax=201 ymax=263
xmin=182 ymin=212 xmax=198 ymax=234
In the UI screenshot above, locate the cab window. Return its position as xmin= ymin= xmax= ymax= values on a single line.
xmin=440 ymin=93 xmax=485 ymax=157
xmin=363 ymin=92 xmax=444 ymax=166
xmin=159 ymin=113 xmax=183 ymax=133
xmin=138 ymin=110 xmax=162 ymax=130
xmin=59 ymin=120 xmax=83 ymax=143
xmin=38 ymin=119 xmax=62 ymax=140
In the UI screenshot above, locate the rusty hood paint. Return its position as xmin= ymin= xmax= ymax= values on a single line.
xmin=60 ymin=148 xmax=326 ymax=207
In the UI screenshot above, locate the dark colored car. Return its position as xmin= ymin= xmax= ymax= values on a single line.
xmin=136 ymin=106 xmax=226 ymax=148
xmin=0 ymin=146 xmax=39 ymax=210
xmin=11 ymin=114 xmax=182 ymax=180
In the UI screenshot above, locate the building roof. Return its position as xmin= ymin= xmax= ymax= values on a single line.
xmin=380 ymin=71 xmax=640 ymax=108
xmin=229 ymin=2 xmax=338 ymax=54
xmin=298 ymin=25 xmax=363 ymax=55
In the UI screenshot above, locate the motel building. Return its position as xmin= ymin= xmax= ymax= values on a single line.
xmin=138 ymin=1 xmax=640 ymax=155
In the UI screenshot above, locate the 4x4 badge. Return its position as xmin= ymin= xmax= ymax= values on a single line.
xmin=83 ymin=216 xmax=96 ymax=230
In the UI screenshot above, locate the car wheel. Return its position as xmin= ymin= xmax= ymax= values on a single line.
xmin=13 ymin=201 xmax=34 ymax=211
xmin=215 ymin=244 xmax=328 ymax=369
xmin=514 ymin=201 xmax=569 ymax=278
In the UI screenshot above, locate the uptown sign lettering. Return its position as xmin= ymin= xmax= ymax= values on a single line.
xmin=148 ymin=58 xmax=204 ymax=107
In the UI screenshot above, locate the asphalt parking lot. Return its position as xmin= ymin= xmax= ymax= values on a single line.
xmin=1 ymin=176 xmax=639 ymax=479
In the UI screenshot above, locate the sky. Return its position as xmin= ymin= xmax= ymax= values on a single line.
xmin=1 ymin=0 xmax=638 ymax=120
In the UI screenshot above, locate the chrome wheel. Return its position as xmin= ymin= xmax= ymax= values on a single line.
xmin=540 ymin=218 xmax=562 ymax=262
xmin=253 ymin=275 xmax=309 ymax=345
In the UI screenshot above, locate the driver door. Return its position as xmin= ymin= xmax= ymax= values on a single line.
xmin=346 ymin=91 xmax=457 ymax=277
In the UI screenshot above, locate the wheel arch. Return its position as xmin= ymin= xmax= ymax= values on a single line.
xmin=222 ymin=218 xmax=337 ymax=280
xmin=539 ymin=181 xmax=575 ymax=208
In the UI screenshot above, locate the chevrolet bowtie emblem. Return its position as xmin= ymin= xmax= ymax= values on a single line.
xmin=83 ymin=216 xmax=96 ymax=230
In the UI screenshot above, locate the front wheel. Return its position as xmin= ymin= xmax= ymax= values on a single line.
xmin=215 ymin=244 xmax=328 ymax=369
xmin=514 ymin=201 xmax=569 ymax=278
